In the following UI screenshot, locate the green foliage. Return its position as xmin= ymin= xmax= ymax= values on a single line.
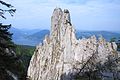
xmin=0 ymin=24 xmax=26 ymax=80
xmin=0 ymin=0 xmax=16 ymax=19
xmin=0 ymin=24 xmax=29 ymax=80
xmin=0 ymin=24 xmax=15 ymax=53
xmin=75 ymin=75 xmax=101 ymax=80
xmin=117 ymin=38 xmax=120 ymax=51
xmin=15 ymin=45 xmax=35 ymax=74
xmin=15 ymin=45 xmax=35 ymax=56
xmin=0 ymin=1 xmax=28 ymax=80
xmin=110 ymin=37 xmax=116 ymax=42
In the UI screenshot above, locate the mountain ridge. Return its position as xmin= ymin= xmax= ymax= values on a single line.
xmin=10 ymin=27 xmax=120 ymax=46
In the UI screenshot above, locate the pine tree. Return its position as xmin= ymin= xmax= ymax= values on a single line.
xmin=0 ymin=1 xmax=17 ymax=80
xmin=0 ymin=0 xmax=16 ymax=19
xmin=0 ymin=0 xmax=16 ymax=61
xmin=0 ymin=23 xmax=15 ymax=55
xmin=0 ymin=1 xmax=26 ymax=80
xmin=0 ymin=0 xmax=15 ymax=53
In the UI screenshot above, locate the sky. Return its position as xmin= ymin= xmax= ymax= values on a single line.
xmin=0 ymin=0 xmax=120 ymax=31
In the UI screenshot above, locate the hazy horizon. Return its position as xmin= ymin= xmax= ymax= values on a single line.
xmin=1 ymin=0 xmax=120 ymax=31
xmin=11 ymin=27 xmax=120 ymax=33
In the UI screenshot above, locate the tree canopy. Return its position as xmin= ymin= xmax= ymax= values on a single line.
xmin=0 ymin=0 xmax=16 ymax=19
xmin=0 ymin=1 xmax=26 ymax=80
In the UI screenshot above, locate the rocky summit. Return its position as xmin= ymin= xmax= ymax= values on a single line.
xmin=27 ymin=8 xmax=117 ymax=80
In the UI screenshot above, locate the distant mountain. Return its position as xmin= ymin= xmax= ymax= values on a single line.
xmin=26 ymin=30 xmax=50 ymax=44
xmin=9 ymin=27 xmax=46 ymax=46
xmin=116 ymin=31 xmax=120 ymax=34
xmin=10 ymin=27 xmax=120 ymax=46
xmin=76 ymin=30 xmax=120 ymax=41
xmin=20 ymin=29 xmax=42 ymax=35
xmin=9 ymin=27 xmax=24 ymax=39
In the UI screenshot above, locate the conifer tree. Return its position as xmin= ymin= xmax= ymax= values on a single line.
xmin=0 ymin=1 xmax=26 ymax=80
xmin=0 ymin=23 xmax=15 ymax=55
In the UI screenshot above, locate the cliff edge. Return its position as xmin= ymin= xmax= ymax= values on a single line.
xmin=27 ymin=8 xmax=117 ymax=80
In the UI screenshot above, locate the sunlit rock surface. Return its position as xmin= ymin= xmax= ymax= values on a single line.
xmin=27 ymin=8 xmax=117 ymax=80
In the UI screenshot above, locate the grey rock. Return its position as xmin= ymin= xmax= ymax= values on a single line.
xmin=27 ymin=8 xmax=117 ymax=80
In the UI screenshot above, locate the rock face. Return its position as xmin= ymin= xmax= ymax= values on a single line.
xmin=27 ymin=8 xmax=117 ymax=80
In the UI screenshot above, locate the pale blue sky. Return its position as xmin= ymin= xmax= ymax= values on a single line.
xmin=1 ymin=0 xmax=120 ymax=31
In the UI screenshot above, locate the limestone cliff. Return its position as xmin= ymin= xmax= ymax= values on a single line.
xmin=27 ymin=8 xmax=117 ymax=80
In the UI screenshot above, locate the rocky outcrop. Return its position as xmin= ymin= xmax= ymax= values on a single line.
xmin=27 ymin=8 xmax=117 ymax=80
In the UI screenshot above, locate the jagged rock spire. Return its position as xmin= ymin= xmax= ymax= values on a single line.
xmin=27 ymin=8 xmax=117 ymax=80
xmin=51 ymin=8 xmax=62 ymax=36
xmin=51 ymin=8 xmax=72 ymax=42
